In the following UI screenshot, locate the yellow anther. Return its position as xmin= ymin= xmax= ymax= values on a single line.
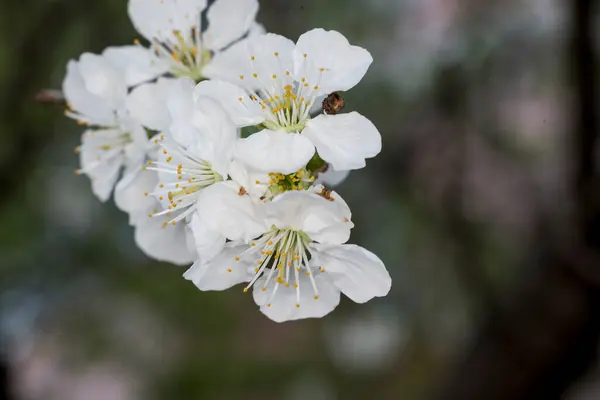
xmin=285 ymin=283 xmax=290 ymax=287
xmin=306 ymin=271 xmax=310 ymax=276
xmin=235 ymin=256 xmax=240 ymax=261
xmin=320 ymin=268 xmax=325 ymax=273
xmin=314 ymin=295 xmax=319 ymax=300
xmin=239 ymin=75 xmax=244 ymax=79
xmin=251 ymin=242 xmax=256 ymax=246
xmin=147 ymin=161 xmax=153 ymax=165
xmin=268 ymin=240 xmax=273 ymax=245
xmin=295 ymin=303 xmax=300 ymax=308
xmin=251 ymin=55 xmax=255 ymax=60
xmin=293 ymin=283 xmax=298 ymax=288
xmin=255 ymin=267 xmax=259 ymax=272
xmin=74 ymin=146 xmax=81 ymax=153
xmin=134 ymin=39 xmax=140 ymax=45
xmin=261 ymin=287 xmax=267 ymax=292
xmin=255 ymin=180 xmax=260 ymax=184
xmin=144 ymin=192 xmax=148 ymax=196
xmin=159 ymin=184 xmax=164 ymax=188
xmin=272 ymin=74 xmax=277 ymax=79
xmin=243 ymin=288 xmax=248 ymax=293
xmin=267 ymin=303 xmax=271 ymax=307
xmin=227 ymin=268 xmax=232 ymax=273
xmin=253 ymin=73 xmax=258 ymax=78
xmin=313 ymin=85 xmax=319 ymax=90
xmin=274 ymin=52 xmax=279 ymax=56
xmin=159 ymin=196 xmax=164 ymax=201
xmin=286 ymin=70 xmax=290 ymax=76
xmin=303 ymin=53 xmax=307 ymax=58
xmin=319 ymin=68 xmax=325 ymax=72
xmin=166 ymin=156 xmax=172 ymax=162
xmin=147 ymin=213 xmax=152 ymax=218
xmin=238 ymin=97 xmax=243 ymax=102
xmin=171 ymin=221 xmax=176 ymax=225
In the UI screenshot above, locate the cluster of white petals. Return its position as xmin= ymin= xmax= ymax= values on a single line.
xmin=61 ymin=0 xmax=391 ymax=322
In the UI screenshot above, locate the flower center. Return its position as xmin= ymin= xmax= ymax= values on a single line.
xmin=260 ymin=169 xmax=315 ymax=198
xmin=74 ymin=129 xmax=132 ymax=175
xmin=238 ymin=52 xmax=326 ymax=132
xmin=144 ymin=138 xmax=223 ymax=226
xmin=236 ymin=228 xmax=323 ymax=308
xmin=137 ymin=28 xmax=211 ymax=82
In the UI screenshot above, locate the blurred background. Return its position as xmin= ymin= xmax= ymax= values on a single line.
xmin=1 ymin=0 xmax=599 ymax=399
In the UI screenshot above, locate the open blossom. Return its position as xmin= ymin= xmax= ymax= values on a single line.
xmin=138 ymin=78 xmax=264 ymax=261
xmin=184 ymin=189 xmax=391 ymax=322
xmin=194 ymin=28 xmax=382 ymax=175
xmin=112 ymin=0 xmax=260 ymax=83
xmin=63 ymin=52 xmax=149 ymax=202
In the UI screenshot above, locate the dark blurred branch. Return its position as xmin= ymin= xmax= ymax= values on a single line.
xmin=438 ymin=0 xmax=600 ymax=398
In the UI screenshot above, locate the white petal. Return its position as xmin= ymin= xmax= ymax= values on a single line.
xmin=228 ymin=159 xmax=269 ymax=198
xmin=203 ymin=0 xmax=259 ymax=51
xmin=190 ymin=96 xmax=238 ymax=177
xmin=248 ymin=22 xmax=266 ymax=37
xmin=166 ymin=78 xmax=200 ymax=148
xmin=234 ymin=129 xmax=314 ymax=174
xmin=184 ymin=242 xmax=254 ymax=290
xmin=202 ymin=39 xmax=253 ymax=84
xmin=205 ymin=33 xmax=295 ymax=92
xmin=134 ymin=213 xmax=195 ymax=266
xmin=126 ymin=78 xmax=175 ymax=131
xmin=188 ymin=213 xmax=226 ymax=262
xmin=89 ymin=158 xmax=122 ymax=202
xmin=193 ymin=80 xmax=264 ymax=127
xmin=128 ymin=0 xmax=207 ymax=41
xmin=303 ymin=112 xmax=381 ymax=171
xmin=114 ymin=168 xmax=157 ymax=223
xmin=62 ymin=60 xmax=116 ymax=126
xmin=103 ymin=45 xmax=168 ymax=86
xmin=77 ymin=53 xmax=127 ymax=110
xmin=293 ymin=29 xmax=372 ymax=95
xmin=195 ymin=181 xmax=266 ymax=242
xmin=315 ymin=165 xmax=350 ymax=187
xmin=252 ymin=273 xmax=340 ymax=323
xmin=78 ymin=129 xmax=125 ymax=202
xmin=313 ymin=244 xmax=391 ymax=303
xmin=266 ymin=191 xmax=352 ymax=244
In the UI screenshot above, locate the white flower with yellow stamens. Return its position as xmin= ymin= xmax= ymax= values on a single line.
xmin=194 ymin=28 xmax=382 ymax=175
xmin=184 ymin=190 xmax=391 ymax=323
xmin=140 ymin=79 xmax=264 ymax=261
xmin=118 ymin=0 xmax=259 ymax=82
xmin=63 ymin=52 xmax=150 ymax=202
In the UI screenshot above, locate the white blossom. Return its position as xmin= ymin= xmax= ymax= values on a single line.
xmin=113 ymin=0 xmax=260 ymax=83
xmin=195 ymin=28 xmax=382 ymax=174
xmin=184 ymin=189 xmax=391 ymax=322
xmin=63 ymin=52 xmax=149 ymax=202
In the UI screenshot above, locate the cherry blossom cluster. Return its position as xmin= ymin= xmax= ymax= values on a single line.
xmin=62 ymin=0 xmax=391 ymax=322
